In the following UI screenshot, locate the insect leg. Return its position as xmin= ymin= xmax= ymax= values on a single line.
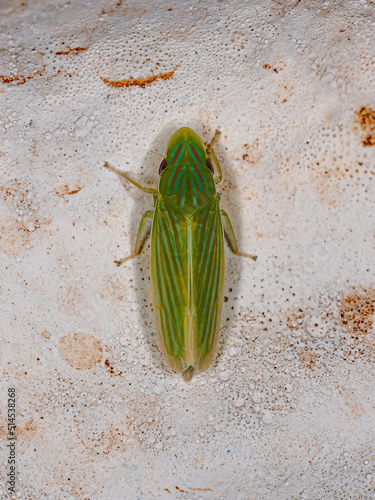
xmin=115 ymin=210 xmax=154 ymax=266
xmin=104 ymin=162 xmax=157 ymax=195
xmin=206 ymin=130 xmax=223 ymax=184
xmin=221 ymin=210 xmax=257 ymax=260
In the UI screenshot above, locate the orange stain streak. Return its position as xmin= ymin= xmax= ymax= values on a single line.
xmin=55 ymin=46 xmax=89 ymax=55
xmin=66 ymin=187 xmax=83 ymax=195
xmin=175 ymin=486 xmax=187 ymax=493
xmin=0 ymin=68 xmax=45 ymax=86
xmin=100 ymin=66 xmax=178 ymax=89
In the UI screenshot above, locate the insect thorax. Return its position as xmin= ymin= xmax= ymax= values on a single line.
xmin=158 ymin=163 xmax=217 ymax=215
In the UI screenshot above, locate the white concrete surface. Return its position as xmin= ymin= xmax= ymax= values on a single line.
xmin=0 ymin=1 xmax=374 ymax=499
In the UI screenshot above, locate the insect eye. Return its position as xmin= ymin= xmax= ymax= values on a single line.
xmin=206 ymin=158 xmax=214 ymax=173
xmin=158 ymin=158 xmax=167 ymax=175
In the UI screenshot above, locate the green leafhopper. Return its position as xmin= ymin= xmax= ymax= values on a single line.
xmin=104 ymin=128 xmax=256 ymax=380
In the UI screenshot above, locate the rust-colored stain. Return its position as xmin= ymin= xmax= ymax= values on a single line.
xmin=101 ymin=0 xmax=125 ymax=14
xmin=298 ymin=347 xmax=317 ymax=370
xmin=0 ymin=181 xmax=52 ymax=254
xmin=0 ymin=67 xmax=45 ymax=86
xmin=41 ymin=330 xmax=52 ymax=339
xmin=59 ymin=332 xmax=102 ymax=370
xmin=56 ymin=184 xmax=84 ymax=197
xmin=274 ymin=83 xmax=294 ymax=105
xmin=100 ymin=66 xmax=178 ymax=89
xmin=339 ymin=287 xmax=375 ymax=338
xmin=0 ymin=218 xmax=50 ymax=255
xmin=355 ymin=107 xmax=375 ymax=146
xmin=263 ymin=63 xmax=279 ymax=73
xmin=55 ymin=46 xmax=89 ymax=56
xmin=104 ymin=358 xmax=122 ymax=375
xmin=77 ymin=422 xmax=129 ymax=456
xmin=0 ymin=185 xmax=16 ymax=201
xmin=234 ymin=140 xmax=262 ymax=165
xmin=286 ymin=307 xmax=308 ymax=330
xmin=30 ymin=139 xmax=39 ymax=157
xmin=66 ymin=188 xmax=82 ymax=195
xmin=164 ymin=489 xmax=171 ymax=494
xmin=175 ymin=486 xmax=188 ymax=493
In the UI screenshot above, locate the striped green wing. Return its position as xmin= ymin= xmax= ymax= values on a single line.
xmin=150 ymin=197 xmax=189 ymax=372
xmin=150 ymin=196 xmax=224 ymax=372
xmin=192 ymin=198 xmax=225 ymax=370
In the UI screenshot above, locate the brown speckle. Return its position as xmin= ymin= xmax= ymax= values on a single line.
xmin=44 ymin=70 xmax=75 ymax=81
xmin=99 ymin=275 xmax=126 ymax=301
xmin=263 ymin=63 xmax=280 ymax=73
xmin=234 ymin=140 xmax=262 ymax=165
xmin=298 ymin=347 xmax=317 ymax=370
xmin=104 ymin=358 xmax=122 ymax=376
xmin=101 ymin=0 xmax=146 ymax=16
xmin=286 ymin=307 xmax=307 ymax=330
xmin=41 ymin=330 xmax=52 ymax=339
xmin=59 ymin=332 xmax=102 ymax=370
xmin=274 ymin=83 xmax=294 ymax=105
xmin=307 ymin=125 xmax=360 ymax=207
xmin=0 ymin=218 xmax=30 ymax=255
xmin=354 ymin=107 xmax=375 ymax=147
xmin=339 ymin=287 xmax=375 ymax=337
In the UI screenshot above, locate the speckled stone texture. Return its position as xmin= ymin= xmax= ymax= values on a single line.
xmin=0 ymin=1 xmax=374 ymax=499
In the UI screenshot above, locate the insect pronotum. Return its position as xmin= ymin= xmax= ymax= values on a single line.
xmin=104 ymin=128 xmax=256 ymax=380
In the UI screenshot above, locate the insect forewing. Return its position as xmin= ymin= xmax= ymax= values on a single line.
xmin=150 ymin=195 xmax=224 ymax=372
xmin=151 ymin=197 xmax=189 ymax=372
xmin=192 ymin=197 xmax=225 ymax=370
